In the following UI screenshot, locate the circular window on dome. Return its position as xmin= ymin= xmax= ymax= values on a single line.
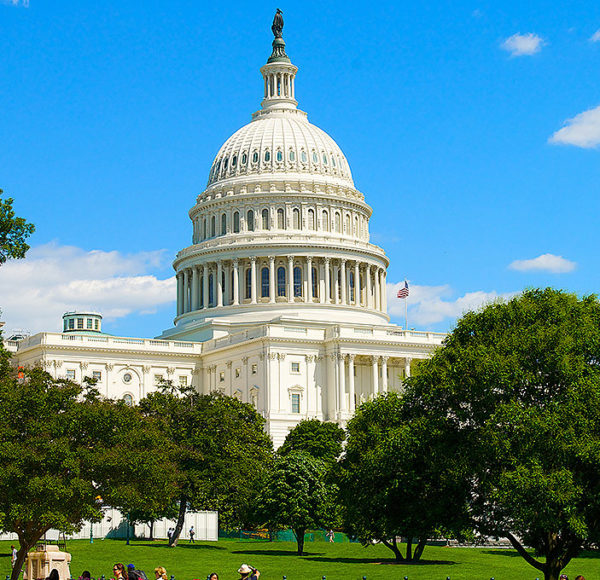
xmin=264 ymin=150 xmax=271 ymax=162
xmin=276 ymin=150 xmax=283 ymax=162
xmin=252 ymin=151 xmax=259 ymax=163
xmin=123 ymin=372 xmax=132 ymax=384
xmin=242 ymin=152 xmax=247 ymax=165
xmin=289 ymin=150 xmax=296 ymax=162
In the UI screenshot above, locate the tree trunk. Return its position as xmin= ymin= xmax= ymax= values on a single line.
xmin=293 ymin=527 xmax=306 ymax=556
xmin=381 ymin=537 xmax=404 ymax=561
xmin=406 ymin=537 xmax=413 ymax=560
xmin=149 ymin=520 xmax=154 ymax=541
xmin=170 ymin=495 xmax=187 ymax=547
xmin=413 ymin=537 xmax=427 ymax=561
xmin=12 ymin=531 xmax=42 ymax=580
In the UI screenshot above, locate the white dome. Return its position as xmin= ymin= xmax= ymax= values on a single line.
xmin=207 ymin=111 xmax=354 ymax=189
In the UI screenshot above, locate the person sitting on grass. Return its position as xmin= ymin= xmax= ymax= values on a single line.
xmin=208 ymin=574 xmax=218 ymax=580
xmin=113 ymin=563 xmax=127 ymax=580
xmin=237 ymin=564 xmax=259 ymax=580
xmin=154 ymin=567 xmax=167 ymax=580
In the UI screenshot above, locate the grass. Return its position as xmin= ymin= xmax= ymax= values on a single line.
xmin=1 ymin=538 xmax=598 ymax=580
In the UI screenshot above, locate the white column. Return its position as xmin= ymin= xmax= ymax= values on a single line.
xmin=217 ymin=261 xmax=223 ymax=307
xmin=366 ymin=264 xmax=372 ymax=309
xmin=232 ymin=259 xmax=239 ymax=305
xmin=191 ymin=267 xmax=199 ymax=311
xmin=182 ymin=269 xmax=190 ymax=313
xmin=307 ymin=256 xmax=313 ymax=303
xmin=405 ymin=357 xmax=412 ymax=379
xmin=374 ymin=268 xmax=381 ymax=311
xmin=337 ymin=352 xmax=346 ymax=413
xmin=324 ymin=258 xmax=331 ymax=304
xmin=250 ymin=257 xmax=257 ymax=304
xmin=379 ymin=269 xmax=386 ymax=313
xmin=269 ymin=256 xmax=276 ymax=303
xmin=354 ymin=262 xmax=360 ymax=306
xmin=287 ymin=256 xmax=294 ymax=303
xmin=202 ymin=264 xmax=208 ymax=309
xmin=381 ymin=356 xmax=388 ymax=393
xmin=319 ymin=260 xmax=325 ymax=304
xmin=348 ymin=354 xmax=355 ymax=412
xmin=340 ymin=260 xmax=347 ymax=305
xmin=382 ymin=271 xmax=388 ymax=313
xmin=333 ymin=264 xmax=339 ymax=304
xmin=176 ymin=272 xmax=183 ymax=316
xmin=372 ymin=355 xmax=379 ymax=396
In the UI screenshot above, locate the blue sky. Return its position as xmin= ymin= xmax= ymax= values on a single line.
xmin=2 ymin=0 xmax=600 ymax=337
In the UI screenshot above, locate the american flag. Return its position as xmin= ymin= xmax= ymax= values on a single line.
xmin=397 ymin=280 xmax=409 ymax=299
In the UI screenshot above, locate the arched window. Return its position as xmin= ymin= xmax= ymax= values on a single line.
xmin=293 ymin=208 xmax=301 ymax=230
xmin=276 ymin=150 xmax=283 ymax=162
xmin=262 ymin=209 xmax=270 ymax=230
xmin=322 ymin=210 xmax=329 ymax=232
xmin=209 ymin=273 xmax=214 ymax=305
xmin=261 ymin=267 xmax=269 ymax=298
xmin=307 ymin=209 xmax=315 ymax=230
xmin=247 ymin=210 xmax=254 ymax=232
xmin=202 ymin=218 xmax=207 ymax=239
xmin=289 ymin=150 xmax=296 ymax=161
xmin=354 ymin=215 xmax=359 ymax=236
xmin=252 ymin=151 xmax=259 ymax=163
xmin=322 ymin=153 xmax=328 ymax=165
xmin=232 ymin=155 xmax=237 ymax=168
xmin=264 ymin=150 xmax=271 ymax=162
xmin=312 ymin=267 xmax=318 ymax=299
xmin=233 ymin=211 xmax=240 ymax=233
xmin=223 ymin=157 xmax=228 ymax=170
xmin=301 ymin=150 xmax=307 ymax=163
xmin=345 ymin=214 xmax=351 ymax=234
xmin=332 ymin=156 xmax=336 ymax=167
xmin=221 ymin=213 xmax=227 ymax=235
xmin=335 ymin=212 xmax=341 ymax=233
xmin=277 ymin=208 xmax=285 ymax=229
xmin=349 ymin=271 xmax=355 ymax=302
xmin=123 ymin=394 xmax=134 ymax=406
xmin=293 ymin=266 xmax=302 ymax=297
xmin=211 ymin=216 xmax=216 ymax=237
xmin=242 ymin=152 xmax=247 ymax=165
xmin=245 ymin=268 xmax=252 ymax=299
xmin=277 ymin=266 xmax=286 ymax=297
xmin=312 ymin=151 xmax=318 ymax=163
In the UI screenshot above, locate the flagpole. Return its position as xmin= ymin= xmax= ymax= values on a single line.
xmin=405 ymin=294 xmax=408 ymax=331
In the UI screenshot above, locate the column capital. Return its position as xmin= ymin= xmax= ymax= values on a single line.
xmin=250 ymin=256 xmax=257 ymax=263
xmin=347 ymin=353 xmax=356 ymax=362
xmin=232 ymin=258 xmax=239 ymax=266
xmin=268 ymin=255 xmax=275 ymax=262
xmin=306 ymin=255 xmax=313 ymax=263
xmin=382 ymin=355 xmax=389 ymax=363
xmin=371 ymin=355 xmax=380 ymax=364
xmin=324 ymin=257 xmax=331 ymax=265
xmin=340 ymin=258 xmax=347 ymax=265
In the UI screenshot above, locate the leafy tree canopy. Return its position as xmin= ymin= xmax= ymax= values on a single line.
xmin=406 ymin=288 xmax=600 ymax=580
xmin=253 ymin=451 xmax=336 ymax=555
xmin=0 ymin=368 xmax=176 ymax=580
xmin=279 ymin=419 xmax=345 ymax=464
xmin=338 ymin=392 xmax=470 ymax=562
xmin=139 ymin=388 xmax=273 ymax=544
xmin=0 ymin=192 xmax=35 ymax=265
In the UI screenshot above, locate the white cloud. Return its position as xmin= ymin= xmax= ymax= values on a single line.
xmin=508 ymin=253 xmax=576 ymax=273
xmin=549 ymin=105 xmax=600 ymax=148
xmin=501 ymin=33 xmax=545 ymax=56
xmin=2 ymin=0 xmax=29 ymax=6
xmin=387 ymin=282 xmax=515 ymax=327
xmin=0 ymin=242 xmax=175 ymax=334
xmin=590 ymin=30 xmax=600 ymax=42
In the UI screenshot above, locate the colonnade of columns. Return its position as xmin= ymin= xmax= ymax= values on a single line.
xmin=176 ymin=256 xmax=388 ymax=316
xmin=333 ymin=353 xmax=412 ymax=415
xmin=264 ymin=70 xmax=295 ymax=100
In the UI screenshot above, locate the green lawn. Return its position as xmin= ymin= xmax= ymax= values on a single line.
xmin=1 ymin=539 xmax=598 ymax=580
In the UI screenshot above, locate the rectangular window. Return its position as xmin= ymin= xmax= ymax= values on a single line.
xmin=86 ymin=318 xmax=93 ymax=329
xmin=219 ymin=371 xmax=225 ymax=382
xmin=92 ymin=371 xmax=102 ymax=381
xmin=154 ymin=374 xmax=164 ymax=385
xmin=291 ymin=362 xmax=300 ymax=373
xmin=235 ymin=368 xmax=240 ymax=378
xmin=77 ymin=318 xmax=84 ymax=329
xmin=251 ymin=364 xmax=258 ymax=374
xmin=94 ymin=319 xmax=99 ymax=330
xmin=178 ymin=376 xmax=188 ymax=386
xmin=66 ymin=369 xmax=76 ymax=380
xmin=291 ymin=393 xmax=300 ymax=413
xmin=68 ymin=319 xmax=75 ymax=330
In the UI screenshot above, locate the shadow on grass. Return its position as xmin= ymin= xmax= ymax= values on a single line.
xmin=130 ymin=542 xmax=226 ymax=551
xmin=231 ymin=549 xmax=323 ymax=557
xmin=301 ymin=556 xmax=457 ymax=566
xmin=482 ymin=550 xmax=523 ymax=558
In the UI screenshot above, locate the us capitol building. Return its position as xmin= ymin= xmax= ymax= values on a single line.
xmin=6 ymin=18 xmax=444 ymax=447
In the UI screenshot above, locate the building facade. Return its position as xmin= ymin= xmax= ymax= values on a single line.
xmin=6 ymin=24 xmax=444 ymax=447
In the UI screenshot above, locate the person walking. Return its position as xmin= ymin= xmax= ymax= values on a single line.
xmin=189 ymin=525 xmax=195 ymax=543
xmin=11 ymin=545 xmax=17 ymax=568
xmin=237 ymin=564 xmax=259 ymax=580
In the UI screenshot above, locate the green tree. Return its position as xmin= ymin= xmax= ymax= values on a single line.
xmin=0 ymin=368 xmax=176 ymax=580
xmin=406 ymin=288 xmax=600 ymax=580
xmin=0 ymin=192 xmax=35 ymax=265
xmin=338 ymin=392 xmax=470 ymax=561
xmin=253 ymin=451 xmax=335 ymax=555
xmin=279 ymin=419 xmax=345 ymax=463
xmin=139 ymin=388 xmax=273 ymax=546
